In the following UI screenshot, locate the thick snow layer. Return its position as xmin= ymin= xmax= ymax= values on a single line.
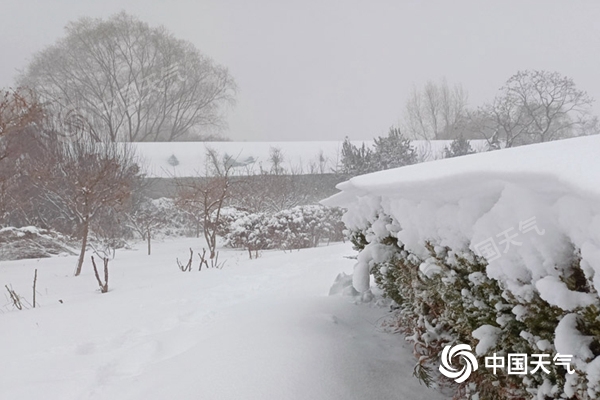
xmin=0 ymin=239 xmax=445 ymax=400
xmin=325 ymin=135 xmax=600 ymax=203
xmin=536 ymin=275 xmax=596 ymax=311
xmin=555 ymin=314 xmax=595 ymax=363
xmin=129 ymin=140 xmax=487 ymax=177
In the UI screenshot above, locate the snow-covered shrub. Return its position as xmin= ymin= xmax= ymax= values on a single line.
xmin=268 ymin=205 xmax=345 ymax=250
xmin=211 ymin=207 xmax=250 ymax=238
xmin=222 ymin=205 xmax=345 ymax=257
xmin=318 ymin=206 xmax=346 ymax=243
xmin=147 ymin=197 xmax=198 ymax=238
xmin=339 ymin=206 xmax=600 ymax=399
xmin=0 ymin=226 xmax=76 ymax=261
xmin=267 ymin=207 xmax=313 ymax=250
xmin=324 ymin=136 xmax=600 ymax=400
xmin=307 ymin=205 xmax=345 ymax=244
xmin=225 ymin=212 xmax=271 ymax=258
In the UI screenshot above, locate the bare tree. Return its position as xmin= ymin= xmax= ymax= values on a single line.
xmin=32 ymin=140 xmax=140 ymax=275
xmin=175 ymin=148 xmax=233 ymax=259
xmin=0 ymin=88 xmax=48 ymax=224
xmin=91 ymin=256 xmax=109 ymax=293
xmin=476 ymin=96 xmax=534 ymax=148
xmin=403 ymin=78 xmax=469 ymax=140
xmin=479 ymin=70 xmax=597 ymax=147
xmin=19 ymin=12 xmax=236 ymax=142
xmin=0 ymin=88 xmax=46 ymax=176
xmin=0 ymin=88 xmax=45 ymax=139
xmin=127 ymin=198 xmax=165 ymax=255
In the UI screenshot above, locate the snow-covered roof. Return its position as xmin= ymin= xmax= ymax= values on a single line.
xmin=129 ymin=140 xmax=488 ymax=178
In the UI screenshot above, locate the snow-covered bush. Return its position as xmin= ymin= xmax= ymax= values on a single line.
xmin=222 ymin=205 xmax=345 ymax=257
xmin=124 ymin=197 xmax=202 ymax=240
xmin=226 ymin=212 xmax=271 ymax=258
xmin=267 ymin=207 xmax=313 ymax=250
xmin=0 ymin=226 xmax=76 ymax=261
xmin=148 ymin=197 xmax=198 ymax=238
xmin=364 ymin=235 xmax=578 ymax=399
xmin=264 ymin=205 xmax=343 ymax=250
xmin=211 ymin=207 xmax=250 ymax=238
xmin=317 ymin=206 xmax=346 ymax=244
xmin=324 ymin=136 xmax=600 ymax=399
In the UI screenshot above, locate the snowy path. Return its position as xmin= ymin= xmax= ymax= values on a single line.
xmin=0 ymin=239 xmax=445 ymax=400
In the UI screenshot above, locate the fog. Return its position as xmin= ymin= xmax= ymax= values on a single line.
xmin=2 ymin=0 xmax=600 ymax=141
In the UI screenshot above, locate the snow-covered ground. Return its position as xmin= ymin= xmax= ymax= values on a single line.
xmin=0 ymin=239 xmax=446 ymax=400
xmin=130 ymin=140 xmax=488 ymax=177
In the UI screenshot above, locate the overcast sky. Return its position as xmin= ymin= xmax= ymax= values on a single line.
xmin=2 ymin=0 xmax=600 ymax=141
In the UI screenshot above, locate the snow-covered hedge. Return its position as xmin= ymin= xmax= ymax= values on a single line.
xmin=225 ymin=212 xmax=271 ymax=258
xmin=222 ymin=205 xmax=345 ymax=256
xmin=323 ymin=136 xmax=600 ymax=399
xmin=210 ymin=207 xmax=250 ymax=238
xmin=0 ymin=226 xmax=76 ymax=260
xmin=146 ymin=197 xmax=199 ymax=238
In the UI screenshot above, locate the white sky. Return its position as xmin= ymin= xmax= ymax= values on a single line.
xmin=2 ymin=0 xmax=600 ymax=141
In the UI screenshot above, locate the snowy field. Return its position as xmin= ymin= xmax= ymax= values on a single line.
xmin=0 ymin=239 xmax=446 ymax=400
xmin=131 ymin=140 xmax=488 ymax=178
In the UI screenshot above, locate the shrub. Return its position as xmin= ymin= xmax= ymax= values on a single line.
xmin=211 ymin=207 xmax=250 ymax=238
xmin=226 ymin=212 xmax=271 ymax=258
xmin=346 ymin=212 xmax=600 ymax=399
xmin=222 ymin=205 xmax=345 ymax=258
xmin=443 ymin=136 xmax=475 ymax=158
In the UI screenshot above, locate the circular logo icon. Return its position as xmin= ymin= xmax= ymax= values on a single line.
xmin=439 ymin=344 xmax=478 ymax=383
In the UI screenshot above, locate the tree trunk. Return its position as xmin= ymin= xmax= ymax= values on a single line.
xmin=209 ymin=235 xmax=216 ymax=259
xmin=147 ymin=229 xmax=151 ymax=255
xmin=75 ymin=219 xmax=89 ymax=276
